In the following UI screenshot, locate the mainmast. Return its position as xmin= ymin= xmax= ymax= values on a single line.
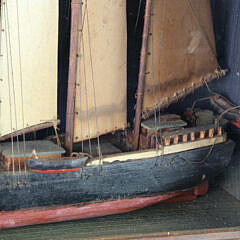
xmin=132 ymin=0 xmax=152 ymax=150
xmin=65 ymin=0 xmax=80 ymax=154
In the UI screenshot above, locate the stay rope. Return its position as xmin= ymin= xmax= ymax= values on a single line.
xmin=77 ymin=0 xmax=102 ymax=162
xmin=5 ymin=1 xmax=22 ymax=183
xmin=16 ymin=0 xmax=27 ymax=177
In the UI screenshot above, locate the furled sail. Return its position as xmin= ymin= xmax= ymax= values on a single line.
xmin=0 ymin=1 xmax=58 ymax=137
xmin=142 ymin=0 xmax=219 ymax=118
xmin=73 ymin=0 xmax=127 ymax=142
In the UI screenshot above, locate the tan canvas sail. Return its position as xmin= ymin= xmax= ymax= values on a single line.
xmin=0 ymin=1 xmax=58 ymax=137
xmin=73 ymin=0 xmax=127 ymax=142
xmin=142 ymin=0 xmax=219 ymax=118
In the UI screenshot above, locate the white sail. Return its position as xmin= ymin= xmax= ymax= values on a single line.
xmin=0 ymin=0 xmax=58 ymax=137
xmin=73 ymin=0 xmax=127 ymax=142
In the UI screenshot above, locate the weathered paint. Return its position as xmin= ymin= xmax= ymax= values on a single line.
xmin=0 ymin=140 xmax=234 ymax=212
xmin=0 ymin=181 xmax=208 ymax=229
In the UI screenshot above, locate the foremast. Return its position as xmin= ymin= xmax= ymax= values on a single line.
xmin=65 ymin=0 xmax=80 ymax=154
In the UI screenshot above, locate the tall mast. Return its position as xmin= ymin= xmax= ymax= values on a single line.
xmin=65 ymin=0 xmax=80 ymax=154
xmin=132 ymin=0 xmax=152 ymax=150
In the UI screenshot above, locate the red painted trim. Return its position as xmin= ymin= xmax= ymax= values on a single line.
xmin=0 ymin=181 xmax=208 ymax=229
xmin=0 ymin=193 xmax=180 ymax=229
xmin=163 ymin=193 xmax=196 ymax=203
xmin=231 ymin=117 xmax=240 ymax=128
xmin=194 ymin=180 xmax=208 ymax=196
xmin=231 ymin=121 xmax=240 ymax=128
xmin=32 ymin=168 xmax=80 ymax=174
xmin=163 ymin=181 xmax=208 ymax=204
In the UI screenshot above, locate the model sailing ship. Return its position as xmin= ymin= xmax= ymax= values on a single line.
xmin=0 ymin=0 xmax=235 ymax=229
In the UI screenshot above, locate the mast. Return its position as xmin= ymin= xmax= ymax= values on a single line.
xmin=65 ymin=0 xmax=80 ymax=154
xmin=132 ymin=0 xmax=152 ymax=150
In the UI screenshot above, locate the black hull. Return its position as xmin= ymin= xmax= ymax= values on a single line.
xmin=0 ymin=140 xmax=234 ymax=211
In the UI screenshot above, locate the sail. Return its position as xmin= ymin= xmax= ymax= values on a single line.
xmin=142 ymin=0 xmax=218 ymax=118
xmin=73 ymin=0 xmax=127 ymax=142
xmin=0 ymin=1 xmax=58 ymax=137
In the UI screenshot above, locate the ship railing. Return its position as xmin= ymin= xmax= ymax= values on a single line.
xmin=162 ymin=123 xmax=223 ymax=146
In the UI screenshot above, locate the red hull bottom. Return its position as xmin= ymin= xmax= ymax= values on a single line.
xmin=0 ymin=181 xmax=208 ymax=229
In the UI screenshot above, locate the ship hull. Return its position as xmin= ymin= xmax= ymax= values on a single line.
xmin=0 ymin=181 xmax=208 ymax=229
xmin=0 ymin=140 xmax=234 ymax=224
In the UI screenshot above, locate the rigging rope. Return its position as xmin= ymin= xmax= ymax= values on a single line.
xmin=5 ymin=1 xmax=22 ymax=182
xmin=15 ymin=0 xmax=27 ymax=177
xmin=181 ymin=103 xmax=240 ymax=165
xmin=80 ymin=1 xmax=92 ymax=155
xmin=75 ymin=0 xmax=102 ymax=161
xmin=135 ymin=0 xmax=143 ymax=30
xmin=186 ymin=78 xmax=240 ymax=165
xmin=149 ymin=3 xmax=159 ymax=148
xmin=156 ymin=0 xmax=166 ymax=147
xmin=180 ymin=142 xmax=215 ymax=165
xmin=157 ymin=0 xmax=166 ymax=115
xmin=78 ymin=0 xmax=86 ymax=152
xmin=85 ymin=0 xmax=102 ymax=161
xmin=3 ymin=2 xmax=15 ymax=176
xmin=53 ymin=124 xmax=61 ymax=147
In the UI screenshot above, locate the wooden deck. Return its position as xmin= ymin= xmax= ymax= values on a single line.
xmin=0 ymin=187 xmax=240 ymax=239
